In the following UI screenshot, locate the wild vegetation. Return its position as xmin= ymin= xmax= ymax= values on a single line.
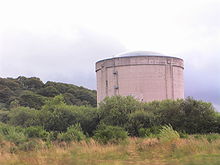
xmin=0 ymin=76 xmax=97 ymax=109
xmin=0 ymin=76 xmax=220 ymax=164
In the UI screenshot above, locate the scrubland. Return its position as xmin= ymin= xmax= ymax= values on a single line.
xmin=1 ymin=79 xmax=220 ymax=165
xmin=1 ymin=136 xmax=220 ymax=165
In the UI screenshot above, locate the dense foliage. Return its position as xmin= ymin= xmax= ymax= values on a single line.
xmin=93 ymin=124 xmax=128 ymax=144
xmin=0 ymin=76 xmax=97 ymax=109
xmin=99 ymin=96 xmax=219 ymax=135
xmin=0 ymin=77 xmax=219 ymax=146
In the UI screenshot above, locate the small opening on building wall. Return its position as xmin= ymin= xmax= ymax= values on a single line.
xmin=114 ymin=86 xmax=119 ymax=89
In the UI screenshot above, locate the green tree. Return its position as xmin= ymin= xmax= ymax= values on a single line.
xmin=179 ymin=97 xmax=217 ymax=133
xmin=37 ymin=86 xmax=60 ymax=97
xmin=99 ymin=96 xmax=141 ymax=127
xmin=93 ymin=124 xmax=128 ymax=144
xmin=19 ymin=91 xmax=45 ymax=109
xmin=128 ymin=110 xmax=156 ymax=136
xmin=58 ymin=123 xmax=86 ymax=142
xmin=0 ymin=86 xmax=14 ymax=103
xmin=17 ymin=77 xmax=44 ymax=90
xmin=8 ymin=107 xmax=39 ymax=127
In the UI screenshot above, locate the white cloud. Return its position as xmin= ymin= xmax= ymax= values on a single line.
xmin=0 ymin=28 xmax=125 ymax=89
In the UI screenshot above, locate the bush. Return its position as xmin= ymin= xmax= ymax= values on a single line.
xmin=8 ymin=107 xmax=39 ymax=127
xmin=0 ymin=110 xmax=9 ymax=123
xmin=128 ymin=110 xmax=156 ymax=136
xmin=138 ymin=126 xmax=161 ymax=138
xmin=18 ymin=140 xmax=39 ymax=151
xmin=158 ymin=125 xmax=180 ymax=142
xmin=93 ymin=124 xmax=128 ymax=144
xmin=204 ymin=133 xmax=220 ymax=142
xmin=193 ymin=134 xmax=203 ymax=140
xmin=0 ymin=123 xmax=27 ymax=145
xmin=99 ymin=96 xmax=141 ymax=127
xmin=138 ymin=128 xmax=147 ymax=137
xmin=179 ymin=131 xmax=189 ymax=139
xmin=58 ymin=123 xmax=86 ymax=142
xmin=25 ymin=126 xmax=49 ymax=140
xmin=19 ymin=91 xmax=45 ymax=109
xmin=192 ymin=134 xmax=220 ymax=142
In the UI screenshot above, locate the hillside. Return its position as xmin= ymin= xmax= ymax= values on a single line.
xmin=0 ymin=76 xmax=97 ymax=109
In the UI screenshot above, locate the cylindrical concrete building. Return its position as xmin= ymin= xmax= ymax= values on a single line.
xmin=96 ymin=51 xmax=184 ymax=104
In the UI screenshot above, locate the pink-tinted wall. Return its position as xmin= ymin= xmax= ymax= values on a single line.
xmin=96 ymin=56 xmax=184 ymax=104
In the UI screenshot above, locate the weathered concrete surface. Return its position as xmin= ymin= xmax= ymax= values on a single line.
xmin=96 ymin=54 xmax=184 ymax=104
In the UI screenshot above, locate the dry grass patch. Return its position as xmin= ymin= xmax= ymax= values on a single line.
xmin=1 ymin=137 xmax=220 ymax=165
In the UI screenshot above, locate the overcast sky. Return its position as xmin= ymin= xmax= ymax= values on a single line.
xmin=0 ymin=0 xmax=219 ymax=110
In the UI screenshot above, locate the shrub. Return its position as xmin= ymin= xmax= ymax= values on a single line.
xmin=8 ymin=107 xmax=39 ymax=127
xmin=179 ymin=131 xmax=189 ymax=139
xmin=0 ymin=124 xmax=27 ymax=145
xmin=18 ymin=140 xmax=39 ymax=151
xmin=25 ymin=126 xmax=49 ymax=140
xmin=193 ymin=134 xmax=203 ymax=140
xmin=19 ymin=91 xmax=45 ymax=109
xmin=138 ymin=128 xmax=147 ymax=137
xmin=138 ymin=126 xmax=161 ymax=138
xmin=205 ymin=133 xmax=220 ymax=143
xmin=158 ymin=124 xmax=180 ymax=142
xmin=128 ymin=110 xmax=155 ymax=136
xmin=47 ymin=131 xmax=59 ymax=141
xmin=0 ymin=110 xmax=9 ymax=123
xmin=93 ymin=124 xmax=128 ymax=144
xmin=99 ymin=96 xmax=141 ymax=127
xmin=58 ymin=123 xmax=86 ymax=142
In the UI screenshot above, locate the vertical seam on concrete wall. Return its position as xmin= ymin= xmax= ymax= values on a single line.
xmin=113 ymin=59 xmax=117 ymax=96
xmin=165 ymin=64 xmax=168 ymax=99
xmin=105 ymin=65 xmax=108 ymax=97
xmin=171 ymin=65 xmax=174 ymax=99
xmin=116 ymin=61 xmax=119 ymax=95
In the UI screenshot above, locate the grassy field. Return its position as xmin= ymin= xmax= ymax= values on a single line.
xmin=1 ymin=137 xmax=220 ymax=165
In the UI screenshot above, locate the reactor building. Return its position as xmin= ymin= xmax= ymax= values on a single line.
xmin=95 ymin=51 xmax=184 ymax=104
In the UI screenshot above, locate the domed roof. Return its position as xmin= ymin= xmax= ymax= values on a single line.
xmin=115 ymin=51 xmax=164 ymax=57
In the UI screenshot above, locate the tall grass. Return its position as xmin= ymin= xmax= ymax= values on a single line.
xmin=1 ymin=137 xmax=220 ymax=165
xmin=158 ymin=124 xmax=180 ymax=142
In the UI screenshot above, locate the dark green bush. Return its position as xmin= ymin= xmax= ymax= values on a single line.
xmin=8 ymin=107 xmax=39 ymax=127
xmin=179 ymin=131 xmax=189 ymax=139
xmin=57 ymin=123 xmax=86 ymax=142
xmin=47 ymin=131 xmax=59 ymax=141
xmin=138 ymin=128 xmax=147 ymax=137
xmin=99 ymin=96 xmax=141 ymax=127
xmin=0 ymin=123 xmax=27 ymax=145
xmin=41 ymin=97 xmax=99 ymax=134
xmin=128 ymin=110 xmax=156 ymax=136
xmin=25 ymin=126 xmax=49 ymax=140
xmin=19 ymin=91 xmax=45 ymax=109
xmin=138 ymin=126 xmax=161 ymax=138
xmin=0 ymin=110 xmax=9 ymax=123
xmin=93 ymin=124 xmax=128 ymax=144
xmin=18 ymin=140 xmax=39 ymax=151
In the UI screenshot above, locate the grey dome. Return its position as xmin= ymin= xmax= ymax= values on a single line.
xmin=115 ymin=51 xmax=164 ymax=57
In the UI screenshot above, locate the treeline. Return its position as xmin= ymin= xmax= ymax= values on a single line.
xmin=0 ymin=76 xmax=220 ymax=150
xmin=99 ymin=96 xmax=219 ymax=135
xmin=0 ymin=95 xmax=219 ymax=136
xmin=0 ymin=76 xmax=97 ymax=109
xmin=0 ymin=94 xmax=220 ymax=151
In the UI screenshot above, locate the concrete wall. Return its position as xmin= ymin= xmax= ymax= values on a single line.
xmin=96 ymin=56 xmax=184 ymax=104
